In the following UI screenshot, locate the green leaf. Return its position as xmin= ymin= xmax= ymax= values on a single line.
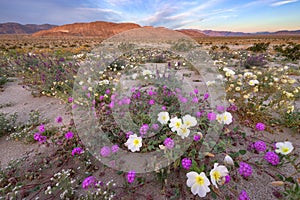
xmin=239 ymin=150 xmax=247 ymax=155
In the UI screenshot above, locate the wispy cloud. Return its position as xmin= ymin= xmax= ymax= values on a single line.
xmin=271 ymin=0 xmax=298 ymax=6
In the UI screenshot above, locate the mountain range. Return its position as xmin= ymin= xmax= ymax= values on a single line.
xmin=1 ymin=21 xmax=299 ymax=37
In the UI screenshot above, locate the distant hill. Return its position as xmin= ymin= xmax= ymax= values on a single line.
xmin=176 ymin=29 xmax=207 ymax=37
xmin=0 ymin=22 xmax=56 ymax=34
xmin=32 ymin=21 xmax=141 ymax=37
xmin=198 ymin=29 xmax=300 ymax=36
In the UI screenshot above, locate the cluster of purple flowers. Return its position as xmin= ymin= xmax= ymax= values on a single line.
xmin=239 ymin=190 xmax=250 ymax=200
xmin=72 ymin=147 xmax=83 ymax=156
xmin=255 ymin=122 xmax=265 ymax=131
xmin=239 ymin=162 xmax=252 ymax=178
xmin=264 ymin=151 xmax=280 ymax=165
xmin=34 ymin=124 xmax=47 ymax=143
xmin=65 ymin=131 xmax=74 ymax=140
xmin=140 ymin=124 xmax=149 ymax=137
xmin=253 ymin=140 xmax=267 ymax=152
xmin=100 ymin=145 xmax=119 ymax=157
xmin=181 ymin=158 xmax=192 ymax=170
xmin=163 ymin=137 xmax=174 ymax=149
xmin=82 ymin=176 xmax=96 ymax=189
xmin=127 ymin=171 xmax=136 ymax=183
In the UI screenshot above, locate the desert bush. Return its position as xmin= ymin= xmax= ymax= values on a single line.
xmin=274 ymin=42 xmax=300 ymax=60
xmin=0 ymin=112 xmax=18 ymax=136
xmin=247 ymin=42 xmax=270 ymax=52
xmin=242 ymin=54 xmax=267 ymax=69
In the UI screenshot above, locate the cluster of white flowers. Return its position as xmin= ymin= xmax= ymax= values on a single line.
xmin=186 ymin=162 xmax=229 ymax=197
xmin=216 ymin=111 xmax=233 ymax=125
xmin=162 ymin=113 xmax=197 ymax=139
xmin=223 ymin=67 xmax=235 ymax=77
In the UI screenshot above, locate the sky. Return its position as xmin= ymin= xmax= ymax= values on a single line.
xmin=0 ymin=0 xmax=300 ymax=32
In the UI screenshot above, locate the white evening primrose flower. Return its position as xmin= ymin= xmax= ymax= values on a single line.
xmin=248 ymin=79 xmax=259 ymax=86
xmin=177 ymin=125 xmax=190 ymax=139
xmin=206 ymin=80 xmax=216 ymax=86
xmin=210 ymin=163 xmax=229 ymax=188
xmin=169 ymin=117 xmax=182 ymax=132
xmin=224 ymin=155 xmax=234 ymax=166
xmin=186 ymin=171 xmax=211 ymax=197
xmin=132 ymin=73 xmax=138 ymax=80
xmin=142 ymin=69 xmax=152 ymax=76
xmin=157 ymin=112 xmax=170 ymax=125
xmin=182 ymin=114 xmax=197 ymax=128
xmin=275 ymin=141 xmax=294 ymax=155
xmin=125 ymin=134 xmax=142 ymax=152
xmin=216 ymin=112 xmax=233 ymax=125
xmin=243 ymin=72 xmax=253 ymax=78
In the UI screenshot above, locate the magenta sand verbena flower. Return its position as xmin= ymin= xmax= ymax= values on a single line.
xmin=82 ymin=176 xmax=96 ymax=189
xmin=253 ymin=140 xmax=266 ymax=152
xmin=239 ymin=190 xmax=250 ymax=200
xmin=100 ymin=146 xmax=111 ymax=157
xmin=65 ymin=131 xmax=74 ymax=140
xmin=255 ymin=122 xmax=265 ymax=131
xmin=264 ymin=151 xmax=280 ymax=165
xmin=72 ymin=147 xmax=83 ymax=156
xmin=111 ymin=144 xmax=119 ymax=153
xmin=164 ymin=137 xmax=174 ymax=149
xmin=239 ymin=162 xmax=252 ymax=178
xmin=127 ymin=171 xmax=136 ymax=183
xmin=182 ymin=158 xmax=192 ymax=170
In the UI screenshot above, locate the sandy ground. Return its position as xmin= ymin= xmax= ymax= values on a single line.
xmin=0 ymin=79 xmax=70 ymax=168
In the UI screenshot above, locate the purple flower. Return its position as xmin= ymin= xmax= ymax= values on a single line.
xmin=34 ymin=133 xmax=41 ymax=141
xmin=140 ymin=124 xmax=149 ymax=136
xmin=105 ymin=89 xmax=110 ymax=94
xmin=227 ymin=104 xmax=238 ymax=112
xmin=100 ymin=146 xmax=111 ymax=157
xmin=149 ymin=99 xmax=155 ymax=105
xmin=82 ymin=176 xmax=96 ymax=189
xmin=68 ymin=97 xmax=73 ymax=103
xmin=111 ymin=145 xmax=119 ymax=153
xmin=239 ymin=162 xmax=252 ymax=178
xmin=216 ymin=105 xmax=225 ymax=112
xmin=65 ymin=131 xmax=74 ymax=140
xmin=164 ymin=138 xmax=174 ymax=149
xmin=151 ymin=124 xmax=159 ymax=130
xmin=148 ymin=89 xmax=156 ymax=96
xmin=126 ymin=131 xmax=133 ymax=139
xmin=255 ymin=122 xmax=265 ymax=131
xmin=181 ymin=158 xmax=192 ymax=170
xmin=162 ymin=106 xmax=167 ymax=111
xmin=238 ymin=190 xmax=250 ymax=200
xmin=127 ymin=171 xmax=136 ymax=183
xmin=99 ymin=95 xmax=104 ymax=101
xmin=253 ymin=141 xmax=266 ymax=152
xmin=109 ymin=101 xmax=114 ymax=109
xmin=196 ymin=111 xmax=203 ymax=118
xmin=39 ymin=124 xmax=45 ymax=133
xmin=264 ymin=151 xmax=280 ymax=166
xmin=207 ymin=112 xmax=216 ymax=121
xmin=192 ymin=97 xmax=199 ymax=103
xmin=224 ymin=175 xmax=231 ymax=184
xmin=180 ymin=97 xmax=188 ymax=103
xmin=56 ymin=116 xmax=63 ymax=123
xmin=72 ymin=147 xmax=83 ymax=156
xmin=193 ymin=134 xmax=201 ymax=141
xmin=194 ymin=88 xmax=199 ymax=94
xmin=203 ymin=93 xmax=209 ymax=100
xmin=34 ymin=133 xmax=47 ymax=143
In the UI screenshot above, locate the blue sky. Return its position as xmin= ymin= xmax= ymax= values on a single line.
xmin=1 ymin=0 xmax=299 ymax=32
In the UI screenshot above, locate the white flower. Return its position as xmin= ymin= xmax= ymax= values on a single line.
xmin=206 ymin=80 xmax=216 ymax=86
xmin=243 ymin=72 xmax=253 ymax=78
xmin=177 ymin=125 xmax=190 ymax=139
xmin=224 ymin=155 xmax=234 ymax=166
xmin=249 ymin=79 xmax=259 ymax=86
xmin=210 ymin=163 xmax=229 ymax=188
xmin=182 ymin=114 xmax=197 ymax=128
xmin=169 ymin=117 xmax=182 ymax=132
xmin=142 ymin=69 xmax=152 ymax=76
xmin=186 ymin=171 xmax=211 ymax=197
xmin=132 ymin=73 xmax=138 ymax=80
xmin=275 ymin=141 xmax=294 ymax=155
xmin=125 ymin=134 xmax=142 ymax=152
xmin=223 ymin=68 xmax=235 ymax=77
xmin=157 ymin=112 xmax=170 ymax=125
xmin=216 ymin=112 xmax=233 ymax=125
